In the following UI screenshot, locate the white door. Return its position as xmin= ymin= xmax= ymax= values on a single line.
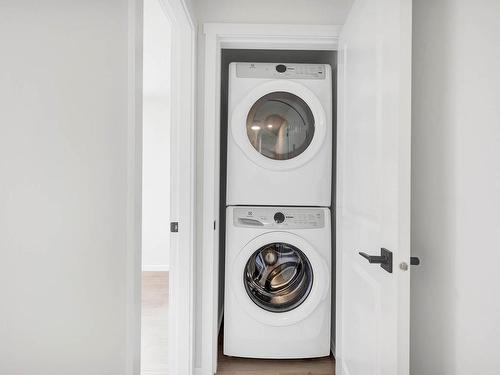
xmin=336 ymin=0 xmax=412 ymax=374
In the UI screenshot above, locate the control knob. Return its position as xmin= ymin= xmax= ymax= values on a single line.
xmin=276 ymin=64 xmax=287 ymax=73
xmin=273 ymin=212 xmax=285 ymax=223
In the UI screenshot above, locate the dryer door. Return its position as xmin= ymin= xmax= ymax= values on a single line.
xmin=230 ymin=231 xmax=329 ymax=326
xmin=231 ymin=81 xmax=327 ymax=171
xmin=246 ymin=92 xmax=315 ymax=161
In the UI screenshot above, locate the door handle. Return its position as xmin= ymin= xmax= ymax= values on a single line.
xmin=358 ymin=248 xmax=393 ymax=273
xmin=410 ymin=257 xmax=420 ymax=266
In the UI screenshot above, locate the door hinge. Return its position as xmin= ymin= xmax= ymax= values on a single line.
xmin=170 ymin=222 xmax=179 ymax=233
xmin=214 ymin=220 xmax=216 ymax=230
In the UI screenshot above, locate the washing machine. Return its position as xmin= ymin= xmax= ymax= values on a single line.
xmin=224 ymin=206 xmax=331 ymax=359
xmin=226 ymin=62 xmax=332 ymax=207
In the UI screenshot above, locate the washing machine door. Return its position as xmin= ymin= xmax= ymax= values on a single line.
xmin=230 ymin=231 xmax=329 ymax=326
xmin=230 ymin=81 xmax=327 ymax=171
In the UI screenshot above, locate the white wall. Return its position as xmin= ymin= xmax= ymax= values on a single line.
xmin=142 ymin=0 xmax=171 ymax=271
xmin=193 ymin=0 xmax=353 ymax=25
xmin=0 ymin=1 xmax=138 ymax=374
xmin=411 ymin=1 xmax=500 ymax=374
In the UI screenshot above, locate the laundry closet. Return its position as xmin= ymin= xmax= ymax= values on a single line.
xmin=196 ymin=1 xmax=413 ymax=373
xmin=218 ymin=50 xmax=337 ymax=364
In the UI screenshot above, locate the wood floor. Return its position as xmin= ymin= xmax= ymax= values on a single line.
xmin=217 ymin=334 xmax=335 ymax=375
xmin=141 ymin=271 xmax=335 ymax=375
xmin=141 ymin=271 xmax=169 ymax=375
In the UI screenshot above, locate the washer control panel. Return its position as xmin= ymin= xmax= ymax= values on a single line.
xmin=234 ymin=207 xmax=325 ymax=229
xmin=235 ymin=63 xmax=326 ymax=80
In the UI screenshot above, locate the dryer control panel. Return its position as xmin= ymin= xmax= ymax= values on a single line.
xmin=233 ymin=207 xmax=325 ymax=229
xmin=235 ymin=63 xmax=326 ymax=80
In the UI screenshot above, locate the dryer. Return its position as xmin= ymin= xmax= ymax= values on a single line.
xmin=226 ymin=62 xmax=332 ymax=206
xmin=224 ymin=206 xmax=331 ymax=359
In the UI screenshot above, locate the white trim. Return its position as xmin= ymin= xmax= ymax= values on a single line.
xmin=126 ymin=0 xmax=196 ymax=374
xmin=204 ymin=23 xmax=341 ymax=51
xmin=198 ymin=23 xmax=340 ymax=375
xmin=126 ymin=1 xmax=143 ymax=374
xmin=142 ymin=265 xmax=170 ymax=272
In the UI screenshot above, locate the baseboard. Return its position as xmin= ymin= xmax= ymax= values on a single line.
xmin=142 ymin=264 xmax=169 ymax=272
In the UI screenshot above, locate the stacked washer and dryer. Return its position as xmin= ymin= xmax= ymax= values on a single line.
xmin=224 ymin=62 xmax=333 ymax=359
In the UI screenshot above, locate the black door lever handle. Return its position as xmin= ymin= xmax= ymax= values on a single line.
xmin=359 ymin=252 xmax=387 ymax=264
xmin=358 ymin=248 xmax=393 ymax=273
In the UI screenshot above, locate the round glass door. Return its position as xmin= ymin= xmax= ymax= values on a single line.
xmin=246 ymin=92 xmax=315 ymax=160
xmin=244 ymin=242 xmax=313 ymax=313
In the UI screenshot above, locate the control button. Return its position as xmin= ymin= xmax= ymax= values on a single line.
xmin=276 ymin=64 xmax=287 ymax=73
xmin=273 ymin=212 xmax=285 ymax=223
xmin=238 ymin=218 xmax=264 ymax=226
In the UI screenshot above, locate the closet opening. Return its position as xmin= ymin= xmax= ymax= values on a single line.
xmin=216 ymin=49 xmax=337 ymax=374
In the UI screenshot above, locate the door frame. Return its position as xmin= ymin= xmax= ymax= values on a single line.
xmin=198 ymin=23 xmax=341 ymax=375
xmin=126 ymin=0 xmax=196 ymax=374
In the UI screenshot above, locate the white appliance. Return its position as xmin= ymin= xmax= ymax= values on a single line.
xmin=226 ymin=62 xmax=332 ymax=206
xmin=224 ymin=206 xmax=331 ymax=359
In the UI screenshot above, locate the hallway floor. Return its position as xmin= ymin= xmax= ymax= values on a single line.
xmin=141 ymin=271 xmax=169 ymax=375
